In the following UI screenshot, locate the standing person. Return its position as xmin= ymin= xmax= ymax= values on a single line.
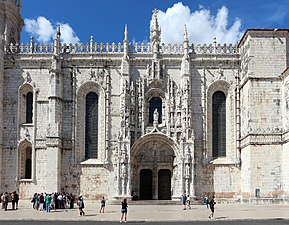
xmin=45 ymin=194 xmax=51 ymax=213
xmin=14 ymin=191 xmax=19 ymax=210
xmin=39 ymin=193 xmax=44 ymax=211
xmin=10 ymin=192 xmax=15 ymax=210
xmin=208 ymin=195 xmax=216 ymax=219
xmin=205 ymin=194 xmax=209 ymax=209
xmin=78 ymin=194 xmax=85 ymax=216
xmin=1 ymin=193 xmax=5 ymax=210
xmin=4 ymin=192 xmax=8 ymax=211
xmin=99 ymin=196 xmax=105 ymax=213
xmin=186 ymin=195 xmax=191 ymax=209
xmin=181 ymin=193 xmax=187 ymax=210
xmin=120 ymin=198 xmax=128 ymax=223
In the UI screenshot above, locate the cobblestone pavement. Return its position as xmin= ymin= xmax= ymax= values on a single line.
xmin=0 ymin=200 xmax=288 ymax=222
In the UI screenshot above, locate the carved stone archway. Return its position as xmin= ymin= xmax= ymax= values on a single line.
xmin=130 ymin=133 xmax=180 ymax=200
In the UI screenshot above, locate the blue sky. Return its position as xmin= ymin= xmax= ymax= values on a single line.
xmin=21 ymin=0 xmax=289 ymax=45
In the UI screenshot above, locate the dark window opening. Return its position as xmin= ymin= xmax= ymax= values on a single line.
xmin=26 ymin=92 xmax=33 ymax=123
xmin=85 ymin=92 xmax=98 ymax=159
xmin=212 ymin=91 xmax=226 ymax=157
xmin=25 ymin=147 xmax=32 ymax=179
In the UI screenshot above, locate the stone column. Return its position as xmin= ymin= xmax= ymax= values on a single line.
xmin=45 ymin=54 xmax=63 ymax=193
xmin=0 ymin=38 xmax=4 ymax=190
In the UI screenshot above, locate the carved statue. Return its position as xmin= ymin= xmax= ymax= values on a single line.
xmin=153 ymin=109 xmax=159 ymax=122
xmin=185 ymin=163 xmax=190 ymax=177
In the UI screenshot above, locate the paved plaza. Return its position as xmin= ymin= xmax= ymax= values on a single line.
xmin=0 ymin=200 xmax=289 ymax=222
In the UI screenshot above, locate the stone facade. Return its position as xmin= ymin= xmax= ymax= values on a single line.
xmin=1 ymin=1 xmax=289 ymax=203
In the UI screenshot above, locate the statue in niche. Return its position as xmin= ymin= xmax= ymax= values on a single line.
xmin=153 ymin=109 xmax=159 ymax=122
xmin=24 ymin=71 xmax=32 ymax=83
xmin=185 ymin=163 xmax=190 ymax=177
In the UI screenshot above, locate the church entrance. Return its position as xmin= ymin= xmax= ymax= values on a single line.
xmin=158 ymin=169 xmax=171 ymax=200
xmin=139 ymin=169 xmax=153 ymax=200
xmin=131 ymin=135 xmax=176 ymax=200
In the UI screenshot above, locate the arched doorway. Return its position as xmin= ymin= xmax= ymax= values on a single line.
xmin=131 ymin=134 xmax=177 ymax=200
xmin=140 ymin=169 xmax=153 ymax=200
xmin=158 ymin=169 xmax=171 ymax=200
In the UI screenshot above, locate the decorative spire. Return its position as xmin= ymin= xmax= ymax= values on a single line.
xmin=150 ymin=9 xmax=161 ymax=43
xmin=184 ymin=25 xmax=188 ymax=42
xmin=30 ymin=36 xmax=34 ymax=53
xmin=183 ymin=25 xmax=189 ymax=58
xmin=123 ymin=24 xmax=129 ymax=59
xmin=54 ymin=25 xmax=61 ymax=55
xmin=56 ymin=25 xmax=61 ymax=39
xmin=124 ymin=24 xmax=128 ymax=42
xmin=150 ymin=9 xmax=161 ymax=60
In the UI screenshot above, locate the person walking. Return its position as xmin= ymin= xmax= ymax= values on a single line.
xmin=181 ymin=193 xmax=187 ymax=210
xmin=120 ymin=198 xmax=128 ymax=223
xmin=78 ymin=194 xmax=85 ymax=216
xmin=99 ymin=196 xmax=105 ymax=213
xmin=208 ymin=195 xmax=216 ymax=219
xmin=186 ymin=195 xmax=191 ymax=209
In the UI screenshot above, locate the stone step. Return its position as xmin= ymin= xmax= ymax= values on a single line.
xmin=110 ymin=200 xmax=203 ymax=205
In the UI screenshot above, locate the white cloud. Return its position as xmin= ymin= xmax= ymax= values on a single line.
xmin=59 ymin=23 xmax=80 ymax=44
xmin=153 ymin=3 xmax=243 ymax=44
xmin=24 ymin=16 xmax=80 ymax=44
xmin=24 ymin=16 xmax=54 ymax=43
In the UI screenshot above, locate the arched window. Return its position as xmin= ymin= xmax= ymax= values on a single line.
xmin=149 ymin=97 xmax=162 ymax=124
xmin=19 ymin=146 xmax=32 ymax=179
xmin=85 ymin=92 xmax=98 ymax=159
xmin=25 ymin=147 xmax=32 ymax=179
xmin=26 ymin=92 xmax=33 ymax=123
xmin=212 ymin=91 xmax=226 ymax=157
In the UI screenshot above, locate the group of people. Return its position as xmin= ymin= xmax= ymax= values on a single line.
xmin=1 ymin=191 xmax=19 ymax=211
xmin=31 ymin=192 xmax=76 ymax=212
xmin=182 ymin=193 xmax=216 ymax=219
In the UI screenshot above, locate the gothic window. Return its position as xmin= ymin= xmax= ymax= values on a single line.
xmin=26 ymin=92 xmax=33 ymax=123
xmin=212 ymin=91 xmax=226 ymax=157
xmin=149 ymin=97 xmax=162 ymax=124
xmin=85 ymin=92 xmax=98 ymax=159
xmin=19 ymin=146 xmax=32 ymax=179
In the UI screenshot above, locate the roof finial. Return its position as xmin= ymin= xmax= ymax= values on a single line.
xmin=123 ymin=24 xmax=129 ymax=59
xmin=150 ymin=9 xmax=161 ymax=42
xmin=56 ymin=25 xmax=61 ymax=38
xmin=150 ymin=9 xmax=161 ymax=59
xmin=183 ymin=25 xmax=189 ymax=59
xmin=124 ymin=24 xmax=128 ymax=42
xmin=184 ymin=25 xmax=188 ymax=42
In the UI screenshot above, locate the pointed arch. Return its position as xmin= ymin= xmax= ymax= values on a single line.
xmin=18 ymin=83 xmax=34 ymax=124
xmin=18 ymin=140 xmax=32 ymax=180
xmin=76 ymin=81 xmax=105 ymax=162
xmin=206 ymin=80 xmax=230 ymax=159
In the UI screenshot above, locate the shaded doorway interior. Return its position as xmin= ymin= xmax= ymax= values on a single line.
xmin=158 ymin=169 xmax=171 ymax=200
xmin=140 ymin=169 xmax=153 ymax=200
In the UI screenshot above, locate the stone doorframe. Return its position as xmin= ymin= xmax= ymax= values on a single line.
xmin=130 ymin=132 xmax=182 ymax=200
